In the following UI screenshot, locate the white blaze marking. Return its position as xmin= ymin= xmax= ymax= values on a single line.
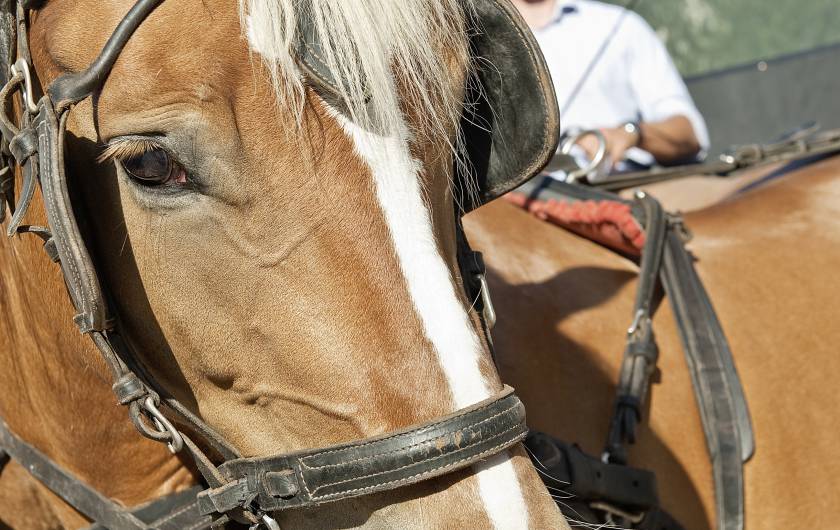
xmin=243 ymin=5 xmax=531 ymax=525
xmin=337 ymin=115 xmax=529 ymax=529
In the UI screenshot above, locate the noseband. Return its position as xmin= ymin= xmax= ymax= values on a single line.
xmin=0 ymin=1 xmax=541 ymax=528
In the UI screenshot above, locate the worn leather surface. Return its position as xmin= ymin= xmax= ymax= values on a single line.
xmin=457 ymin=0 xmax=560 ymax=208
xmin=198 ymin=388 xmax=527 ymax=514
xmin=520 ymin=180 xmax=754 ymax=530
xmin=526 ymin=432 xmax=658 ymax=510
xmin=661 ymin=230 xmax=752 ymax=530
xmin=35 ymin=97 xmax=111 ymax=333
xmin=298 ymin=0 xmax=560 ymax=208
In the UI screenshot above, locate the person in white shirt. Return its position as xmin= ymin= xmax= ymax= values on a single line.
xmin=511 ymin=0 xmax=710 ymax=172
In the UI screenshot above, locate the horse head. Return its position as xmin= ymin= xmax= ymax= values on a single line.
xmin=1 ymin=0 xmax=564 ymax=527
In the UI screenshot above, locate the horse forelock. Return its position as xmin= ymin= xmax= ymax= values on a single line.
xmin=239 ymin=0 xmax=470 ymax=145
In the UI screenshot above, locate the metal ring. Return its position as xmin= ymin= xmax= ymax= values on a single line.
xmin=627 ymin=308 xmax=645 ymax=336
xmin=260 ymin=514 xmax=281 ymax=530
xmin=559 ymin=129 xmax=608 ymax=183
xmin=9 ymin=59 xmax=38 ymax=115
xmin=142 ymin=396 xmax=184 ymax=454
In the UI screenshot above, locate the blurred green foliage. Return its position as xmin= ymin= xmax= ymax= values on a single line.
xmin=605 ymin=0 xmax=840 ymax=76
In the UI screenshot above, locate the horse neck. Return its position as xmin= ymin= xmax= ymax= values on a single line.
xmin=0 ymin=194 xmax=192 ymax=509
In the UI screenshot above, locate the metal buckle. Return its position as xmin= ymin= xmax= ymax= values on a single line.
xmin=142 ymin=396 xmax=184 ymax=454
xmin=476 ymin=272 xmax=497 ymax=329
xmin=668 ymin=213 xmax=693 ymax=244
xmin=9 ymin=59 xmax=38 ymax=115
xmin=590 ymin=501 xmax=645 ymax=526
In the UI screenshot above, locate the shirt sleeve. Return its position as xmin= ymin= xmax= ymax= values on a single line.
xmin=624 ymin=12 xmax=710 ymax=153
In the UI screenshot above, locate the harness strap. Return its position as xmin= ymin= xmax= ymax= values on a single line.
xmin=197 ymin=387 xmax=527 ymax=517
xmin=82 ymin=486 xmax=213 ymax=530
xmin=525 ymin=432 xmax=684 ymax=530
xmin=515 ymin=177 xmax=754 ymax=530
xmin=660 ymin=229 xmax=754 ymax=530
xmin=0 ymin=419 xmax=150 ymax=530
xmin=604 ymin=191 xmax=666 ymax=464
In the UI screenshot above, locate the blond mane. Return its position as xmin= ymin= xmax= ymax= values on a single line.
xmin=240 ymin=0 xmax=470 ymax=147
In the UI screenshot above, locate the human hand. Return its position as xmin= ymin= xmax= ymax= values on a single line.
xmin=576 ymin=125 xmax=640 ymax=167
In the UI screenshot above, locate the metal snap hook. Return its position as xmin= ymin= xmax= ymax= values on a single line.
xmin=9 ymin=59 xmax=38 ymax=115
xmin=559 ymin=129 xmax=608 ymax=183
xmin=477 ymin=273 xmax=497 ymax=329
xmin=142 ymin=396 xmax=184 ymax=454
xmin=627 ymin=309 xmax=645 ymax=336
xmin=250 ymin=514 xmax=281 ymax=530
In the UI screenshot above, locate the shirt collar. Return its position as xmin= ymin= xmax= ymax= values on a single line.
xmin=551 ymin=1 xmax=579 ymax=24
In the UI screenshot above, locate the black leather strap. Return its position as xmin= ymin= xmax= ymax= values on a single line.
xmin=526 ymin=433 xmax=658 ymax=511
xmin=82 ymin=486 xmax=213 ymax=530
xmin=660 ymin=229 xmax=753 ymax=530
xmin=36 ymin=98 xmax=112 ymax=334
xmin=0 ymin=419 xmax=150 ymax=530
xmin=47 ymin=0 xmax=165 ymax=109
xmin=524 ymin=432 xmax=685 ymax=530
xmin=198 ymin=387 xmax=527 ymax=515
xmin=520 ymin=178 xmax=754 ymax=530
xmin=0 ymin=417 xmax=213 ymax=530
xmin=604 ymin=192 xmax=667 ymax=464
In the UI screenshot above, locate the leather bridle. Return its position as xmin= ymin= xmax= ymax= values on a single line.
xmin=0 ymin=1 xmax=536 ymax=528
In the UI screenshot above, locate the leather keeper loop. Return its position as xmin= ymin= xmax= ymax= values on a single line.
xmin=616 ymin=395 xmax=642 ymax=417
xmin=73 ymin=312 xmax=95 ymax=334
xmin=9 ymin=127 xmax=36 ymax=163
xmin=263 ymin=470 xmax=299 ymax=499
xmin=43 ymin=237 xmax=59 ymax=262
xmin=627 ymin=339 xmax=658 ymax=362
xmin=112 ymin=373 xmax=146 ymax=405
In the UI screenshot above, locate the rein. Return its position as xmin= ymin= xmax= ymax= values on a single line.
xmin=545 ymin=123 xmax=840 ymax=192
xmin=0 ymin=1 xmax=529 ymax=528
xmin=586 ymin=125 xmax=840 ymax=191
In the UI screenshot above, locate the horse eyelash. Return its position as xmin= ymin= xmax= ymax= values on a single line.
xmin=97 ymin=138 xmax=164 ymax=164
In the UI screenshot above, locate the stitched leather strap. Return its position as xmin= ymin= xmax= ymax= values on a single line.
xmin=198 ymin=387 xmax=527 ymax=515
xmin=518 ymin=178 xmax=754 ymax=530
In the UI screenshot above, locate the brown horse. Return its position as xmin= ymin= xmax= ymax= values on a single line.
xmin=0 ymin=0 xmax=568 ymax=528
xmin=465 ymin=154 xmax=840 ymax=528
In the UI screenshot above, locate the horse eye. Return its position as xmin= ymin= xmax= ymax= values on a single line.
xmin=120 ymin=148 xmax=178 ymax=185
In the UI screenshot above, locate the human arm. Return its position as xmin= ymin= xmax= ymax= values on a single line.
xmin=575 ymin=11 xmax=709 ymax=166
xmin=578 ymin=115 xmax=702 ymax=165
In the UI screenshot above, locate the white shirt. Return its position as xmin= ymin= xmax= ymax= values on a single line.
xmin=533 ymin=0 xmax=710 ymax=165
